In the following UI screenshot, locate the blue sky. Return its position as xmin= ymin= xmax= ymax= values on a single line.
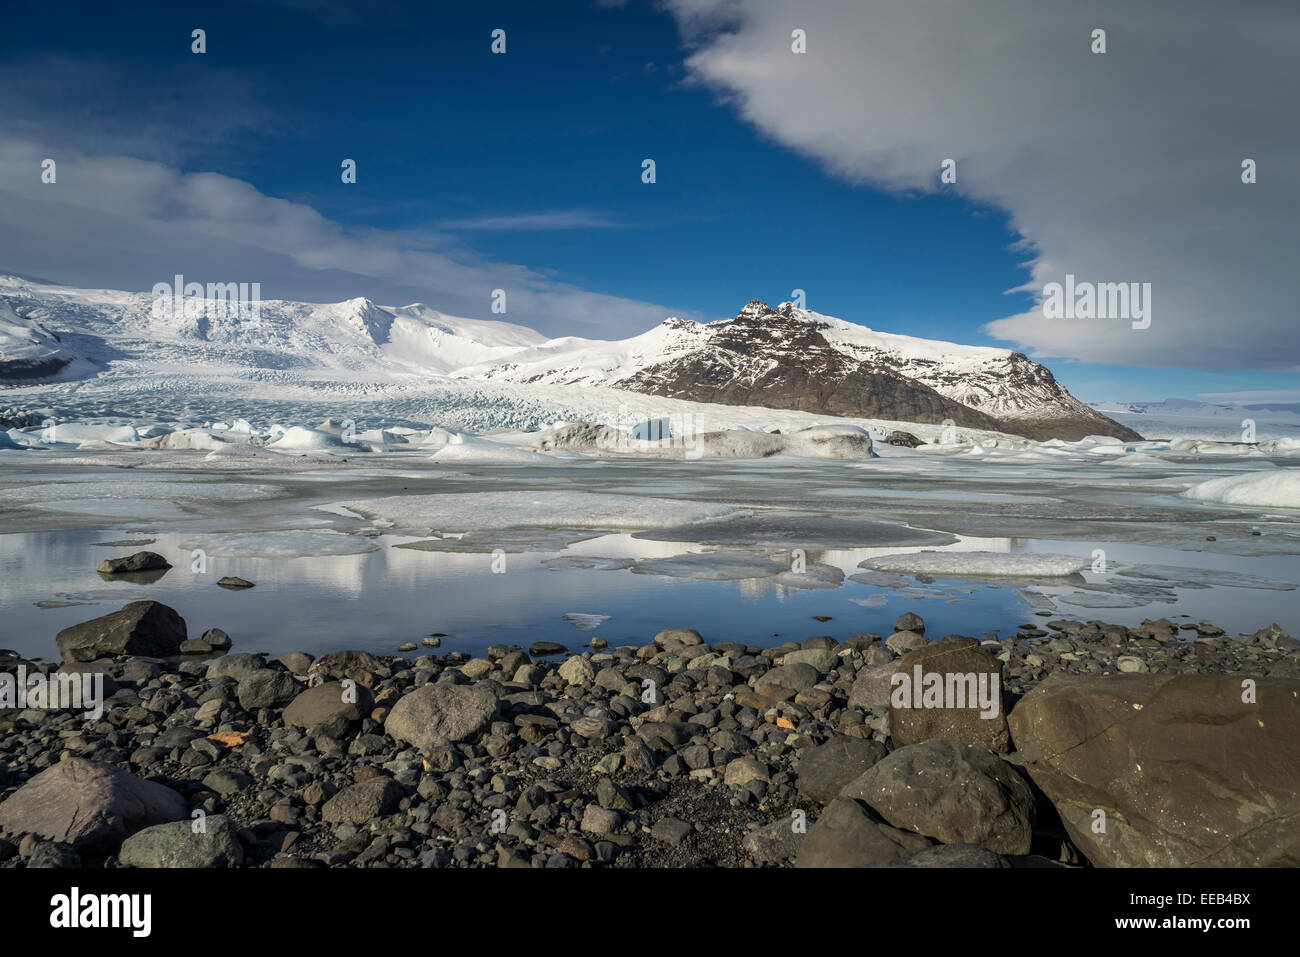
xmin=1 ymin=0 xmax=1296 ymax=403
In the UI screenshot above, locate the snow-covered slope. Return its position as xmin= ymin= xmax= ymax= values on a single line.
xmin=0 ymin=296 xmax=74 ymax=381
xmin=0 ymin=275 xmax=544 ymax=381
xmin=0 ymin=276 xmax=1134 ymax=440
xmin=1093 ymin=398 xmax=1300 ymax=442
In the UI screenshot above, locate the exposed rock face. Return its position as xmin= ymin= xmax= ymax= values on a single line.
xmin=0 ymin=757 xmax=188 ymax=853
xmin=618 ymin=302 xmax=1004 ymax=431
xmin=55 ymin=601 xmax=188 ymax=661
xmin=1008 ymin=672 xmax=1300 ymax=867
xmin=841 ymin=739 xmax=1035 ymax=854
xmin=466 ymin=298 xmax=1142 ymax=442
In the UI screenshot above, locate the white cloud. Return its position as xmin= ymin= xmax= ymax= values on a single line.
xmin=664 ymin=0 xmax=1300 ymax=371
xmin=0 ymin=138 xmax=678 ymax=337
xmin=437 ymin=211 xmax=623 ymax=231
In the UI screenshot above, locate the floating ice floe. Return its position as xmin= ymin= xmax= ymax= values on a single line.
xmin=562 ymin=612 xmax=610 ymax=632
xmin=332 ymin=491 xmax=735 ymax=534
xmin=395 ymin=528 xmax=607 ymax=553
xmin=859 ymin=550 xmax=1089 ymax=578
xmin=1181 ymin=470 xmax=1300 ymax=508
xmin=629 ymin=553 xmax=790 ymax=581
xmin=178 ymin=529 xmax=380 ymax=559
xmin=1115 ymin=563 xmax=1295 ymax=591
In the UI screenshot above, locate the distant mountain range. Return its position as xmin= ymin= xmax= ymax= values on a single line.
xmin=0 ymin=276 xmax=1138 ymax=441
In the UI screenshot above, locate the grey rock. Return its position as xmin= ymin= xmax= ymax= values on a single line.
xmin=118 ymin=814 xmax=244 ymax=868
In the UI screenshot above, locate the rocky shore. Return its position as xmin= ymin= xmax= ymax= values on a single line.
xmin=1 ymin=600 xmax=1297 ymax=869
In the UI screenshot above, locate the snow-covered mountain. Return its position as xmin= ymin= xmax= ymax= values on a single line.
xmin=0 ymin=276 xmax=1137 ymax=440
xmin=459 ymin=300 xmax=1138 ymax=440
xmin=1092 ymin=398 xmax=1300 ymax=442
xmin=0 ymin=275 xmax=545 ymax=380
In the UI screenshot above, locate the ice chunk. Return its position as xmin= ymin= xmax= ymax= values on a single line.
xmin=629 ymin=552 xmax=789 ymax=581
xmin=633 ymin=514 xmax=957 ymax=549
xmin=179 ymin=530 xmax=380 ymax=559
xmin=429 ymin=435 xmax=562 ymax=465
xmin=1182 ymin=471 xmax=1300 ymax=508
xmin=395 ymin=528 xmax=607 ymax=553
xmin=859 ymin=550 xmax=1089 ymax=578
xmin=771 ymin=562 xmax=845 ymax=590
xmin=562 ymin=612 xmax=610 ymax=632
xmin=1116 ymin=563 xmax=1295 ymax=591
xmin=267 ymin=426 xmax=368 ymax=453
xmin=333 ymin=491 xmax=735 ymax=534
xmin=542 ymin=555 xmax=637 ymax=571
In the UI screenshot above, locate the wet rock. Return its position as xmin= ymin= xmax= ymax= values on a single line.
xmin=55 ymin=601 xmax=187 ymax=662
xmin=97 ymin=551 xmax=171 ymax=575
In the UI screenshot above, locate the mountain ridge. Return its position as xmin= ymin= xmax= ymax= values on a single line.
xmin=0 ymin=276 xmax=1139 ymax=441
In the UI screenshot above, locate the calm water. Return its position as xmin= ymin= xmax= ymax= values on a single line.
xmin=3 ymin=526 xmax=1295 ymax=662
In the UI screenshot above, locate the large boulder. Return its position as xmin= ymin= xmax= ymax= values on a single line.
xmin=889 ymin=637 xmax=1009 ymax=752
xmin=118 ymin=814 xmax=243 ymax=868
xmin=0 ymin=757 xmax=188 ymax=853
xmin=796 ymin=736 xmax=888 ymax=804
xmin=795 ymin=797 xmax=934 ymax=867
xmin=283 ymin=681 xmax=372 ymax=729
xmin=842 ymin=738 xmax=1035 ymax=854
xmin=55 ymin=601 xmax=187 ymax=662
xmin=385 ymin=681 xmax=498 ymax=751
xmin=1008 ymin=672 xmax=1300 ymax=867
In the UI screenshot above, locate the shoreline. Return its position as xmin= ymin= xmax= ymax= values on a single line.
xmin=1 ymin=604 xmax=1297 ymax=869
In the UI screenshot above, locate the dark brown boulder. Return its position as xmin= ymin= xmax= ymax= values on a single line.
xmin=55 ymin=601 xmax=187 ymax=662
xmin=889 ymin=637 xmax=1009 ymax=752
xmin=1008 ymin=672 xmax=1300 ymax=867
xmin=842 ymin=738 xmax=1035 ymax=854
